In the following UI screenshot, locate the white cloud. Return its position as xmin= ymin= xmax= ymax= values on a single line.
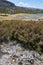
xmin=7 ymin=1 xmax=43 ymax=9
xmin=16 ymin=2 xmax=32 ymax=8
xmin=16 ymin=2 xmax=43 ymax=9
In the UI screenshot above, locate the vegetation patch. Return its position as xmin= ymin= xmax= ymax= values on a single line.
xmin=0 ymin=20 xmax=43 ymax=52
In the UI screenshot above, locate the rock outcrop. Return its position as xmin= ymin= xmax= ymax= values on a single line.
xmin=0 ymin=41 xmax=43 ymax=65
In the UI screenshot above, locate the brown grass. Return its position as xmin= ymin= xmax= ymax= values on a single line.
xmin=0 ymin=20 xmax=43 ymax=52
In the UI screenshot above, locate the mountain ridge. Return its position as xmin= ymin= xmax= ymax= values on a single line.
xmin=0 ymin=0 xmax=43 ymax=14
xmin=0 ymin=0 xmax=15 ymax=7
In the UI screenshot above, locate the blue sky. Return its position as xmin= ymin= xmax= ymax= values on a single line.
xmin=8 ymin=0 xmax=43 ymax=9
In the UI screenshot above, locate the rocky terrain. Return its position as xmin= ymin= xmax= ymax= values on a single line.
xmin=0 ymin=41 xmax=43 ymax=65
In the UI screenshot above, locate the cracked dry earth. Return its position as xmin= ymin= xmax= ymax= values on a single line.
xmin=0 ymin=41 xmax=43 ymax=65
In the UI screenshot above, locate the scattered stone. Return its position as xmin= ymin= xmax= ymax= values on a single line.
xmin=0 ymin=41 xmax=43 ymax=65
xmin=18 ymin=62 xmax=22 ymax=65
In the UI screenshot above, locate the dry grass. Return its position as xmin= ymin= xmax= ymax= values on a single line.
xmin=0 ymin=19 xmax=43 ymax=52
xmin=0 ymin=14 xmax=43 ymax=21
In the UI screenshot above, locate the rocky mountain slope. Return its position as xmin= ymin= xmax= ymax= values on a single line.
xmin=0 ymin=0 xmax=16 ymax=13
xmin=0 ymin=0 xmax=15 ymax=7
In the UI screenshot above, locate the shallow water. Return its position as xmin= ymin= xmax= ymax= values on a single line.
xmin=24 ymin=14 xmax=43 ymax=19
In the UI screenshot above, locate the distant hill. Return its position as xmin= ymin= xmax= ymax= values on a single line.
xmin=0 ymin=0 xmax=15 ymax=7
xmin=0 ymin=0 xmax=16 ymax=13
xmin=0 ymin=0 xmax=43 ymax=14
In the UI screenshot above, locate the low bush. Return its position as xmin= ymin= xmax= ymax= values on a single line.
xmin=0 ymin=20 xmax=43 ymax=52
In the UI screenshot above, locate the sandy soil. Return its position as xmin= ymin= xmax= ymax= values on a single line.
xmin=0 ymin=13 xmax=43 ymax=21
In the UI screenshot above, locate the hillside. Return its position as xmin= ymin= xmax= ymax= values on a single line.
xmin=0 ymin=0 xmax=43 ymax=14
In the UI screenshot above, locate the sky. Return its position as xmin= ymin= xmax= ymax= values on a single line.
xmin=8 ymin=0 xmax=43 ymax=9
